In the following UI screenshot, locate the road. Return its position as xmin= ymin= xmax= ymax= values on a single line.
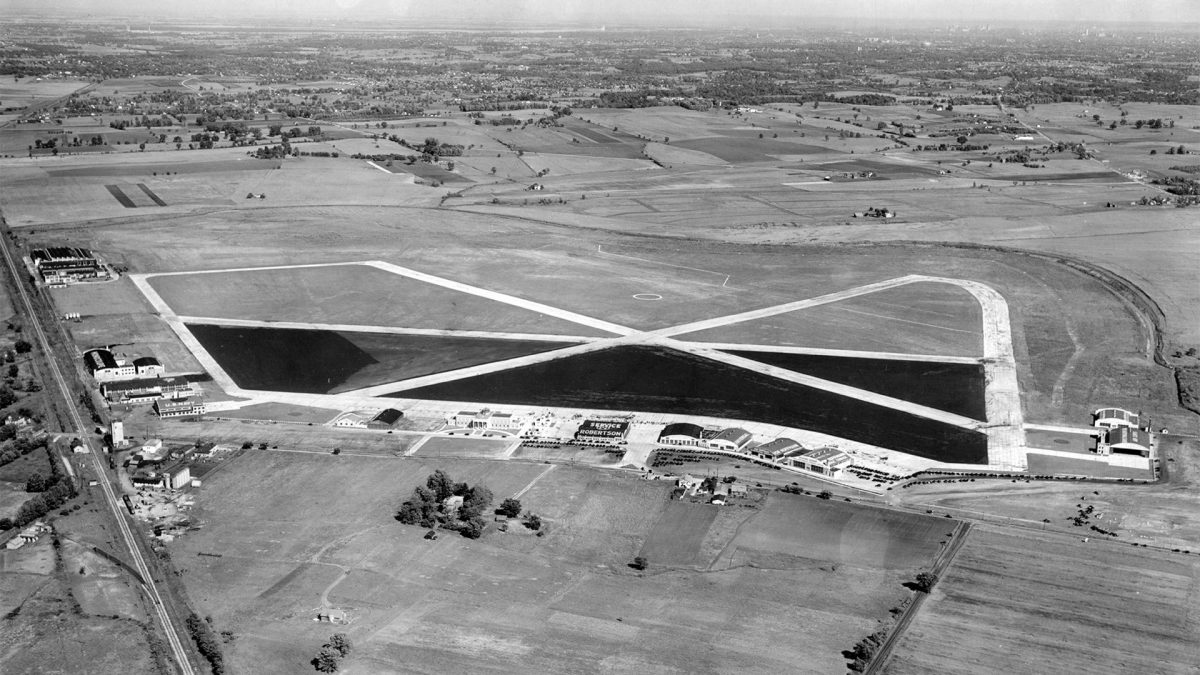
xmin=0 ymin=225 xmax=196 ymax=675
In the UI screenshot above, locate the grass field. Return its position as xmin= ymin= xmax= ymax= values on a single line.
xmin=150 ymin=264 xmax=610 ymax=337
xmin=170 ymin=452 xmax=938 ymax=674
xmin=887 ymin=525 xmax=1200 ymax=675
xmin=188 ymin=324 xmax=575 ymax=394
xmin=680 ymin=281 xmax=984 ymax=356
xmin=636 ymin=500 xmax=719 ymax=567
xmin=724 ymin=492 xmax=951 ymax=570
xmin=413 ymin=436 xmax=513 ymax=458
xmin=1025 ymin=453 xmax=1153 ymax=479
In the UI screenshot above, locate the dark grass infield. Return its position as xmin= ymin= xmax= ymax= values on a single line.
xmin=391 ymin=345 xmax=988 ymax=464
xmin=725 ymin=350 xmax=986 ymax=421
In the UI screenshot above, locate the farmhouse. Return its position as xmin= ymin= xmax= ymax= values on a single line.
xmin=1097 ymin=426 xmax=1152 ymax=458
xmin=317 ymin=609 xmax=347 ymax=624
xmin=367 ymin=408 xmax=404 ymax=429
xmin=30 ymin=246 xmax=101 ymax=283
xmin=788 ymin=447 xmax=853 ymax=477
xmin=154 ymin=398 xmax=206 ymax=418
xmin=658 ymin=422 xmax=705 ymax=446
xmin=1093 ymin=407 xmax=1140 ymax=430
xmin=84 ymin=348 xmax=136 ymax=382
xmin=575 ymin=419 xmax=630 ymax=442
xmin=100 ymin=376 xmax=191 ymax=403
xmin=707 ymin=427 xmax=753 ymax=452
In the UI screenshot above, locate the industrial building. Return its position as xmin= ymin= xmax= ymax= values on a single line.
xmin=30 ymin=247 xmax=102 ymax=283
xmin=1096 ymin=426 xmax=1152 ymax=458
xmin=133 ymin=356 xmax=164 ymax=377
xmin=787 ymin=447 xmax=853 ymax=477
xmin=100 ymin=376 xmax=190 ymax=403
xmin=707 ymin=427 xmax=753 ymax=452
xmin=154 ymin=398 xmax=206 ymax=418
xmin=367 ymin=408 xmax=405 ymax=430
xmin=160 ymin=461 xmax=192 ymax=490
xmin=657 ymin=422 xmax=705 ymax=446
xmin=1093 ymin=408 xmax=1140 ymax=430
xmin=750 ymin=437 xmax=804 ymax=461
xmin=84 ymin=348 xmax=136 ymax=382
xmin=575 ymin=419 xmax=630 ymax=442
xmin=85 ymin=350 xmax=164 ymax=382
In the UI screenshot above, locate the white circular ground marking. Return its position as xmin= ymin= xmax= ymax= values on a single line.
xmin=633 ymin=293 xmax=663 ymax=300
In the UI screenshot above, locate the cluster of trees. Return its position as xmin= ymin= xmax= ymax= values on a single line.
xmin=5 ymin=471 xmax=75 ymax=530
xmin=497 ymin=498 xmax=542 ymax=531
xmin=268 ymin=124 xmax=322 ymax=138
xmin=828 ymin=93 xmax=897 ymax=106
xmin=848 ymin=628 xmax=889 ymax=672
xmin=395 ymin=137 xmax=464 ymax=159
xmin=396 ymin=470 xmax=493 ymax=539
xmin=185 ymin=613 xmax=226 ymax=675
xmin=312 ymin=633 xmax=352 ymax=673
xmin=0 ymin=435 xmax=48 ymax=471
xmin=1132 ymin=118 xmax=1172 ymax=130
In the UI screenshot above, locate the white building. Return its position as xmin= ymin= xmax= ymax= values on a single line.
xmin=1093 ymin=408 xmax=1139 ymax=431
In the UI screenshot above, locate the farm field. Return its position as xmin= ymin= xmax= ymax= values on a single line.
xmin=171 ymin=451 xmax=939 ymax=674
xmin=886 ymin=525 xmax=1200 ymax=675
xmin=392 ymin=345 xmax=989 ymax=464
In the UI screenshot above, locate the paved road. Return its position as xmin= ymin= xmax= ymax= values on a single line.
xmin=0 ymin=229 xmax=196 ymax=675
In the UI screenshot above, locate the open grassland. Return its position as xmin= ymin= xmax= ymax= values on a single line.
xmin=684 ymin=281 xmax=984 ymax=357
xmin=20 ymin=199 xmax=1174 ymax=428
xmin=414 ymin=436 xmax=513 ymax=458
xmin=890 ymin=437 xmax=1200 ymax=550
xmin=172 ymin=451 xmax=936 ymax=674
xmin=886 ymin=525 xmax=1200 ymax=675
xmin=151 ymin=264 xmax=609 ymax=336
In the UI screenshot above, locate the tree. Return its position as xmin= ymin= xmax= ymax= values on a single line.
xmin=25 ymin=472 xmax=45 ymax=493
xmin=523 ymin=513 xmax=542 ymax=531
xmin=312 ymin=645 xmax=340 ymax=673
xmin=327 ymin=633 xmax=352 ymax=658
xmin=462 ymin=485 xmax=493 ymax=517
xmin=914 ymin=571 xmax=939 ymax=593
xmin=461 ymin=516 xmax=486 ymax=539
xmin=498 ymin=498 xmax=522 ymax=518
xmin=0 ymin=385 xmax=19 ymax=409
xmin=426 ymin=469 xmax=454 ymax=501
xmin=0 ymin=517 xmax=12 ymax=530
xmin=14 ymin=340 xmax=31 ymax=354
xmin=817 ymin=490 xmax=832 ymax=500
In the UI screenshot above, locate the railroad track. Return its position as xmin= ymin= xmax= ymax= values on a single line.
xmin=0 ymin=225 xmax=196 ymax=675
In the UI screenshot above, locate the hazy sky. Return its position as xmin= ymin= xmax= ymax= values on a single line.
xmin=3 ymin=0 xmax=1198 ymax=25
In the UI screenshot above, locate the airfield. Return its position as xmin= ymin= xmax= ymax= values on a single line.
xmin=2 ymin=89 xmax=1197 ymax=674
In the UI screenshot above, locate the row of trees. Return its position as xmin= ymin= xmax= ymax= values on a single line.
xmin=185 ymin=613 xmax=226 ymax=675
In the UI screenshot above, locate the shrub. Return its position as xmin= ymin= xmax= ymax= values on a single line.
xmin=631 ymin=555 xmax=648 ymax=571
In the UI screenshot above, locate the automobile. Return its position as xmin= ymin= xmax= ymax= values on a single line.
xmin=424 ymin=530 xmax=438 ymax=540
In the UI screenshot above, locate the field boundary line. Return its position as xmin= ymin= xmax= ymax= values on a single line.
xmin=689 ymin=342 xmax=982 ymax=364
xmin=174 ymin=316 xmax=599 ymax=343
xmin=596 ymin=244 xmax=731 ymax=287
xmin=864 ymin=520 xmax=972 ymax=675
xmin=512 ymin=463 xmax=557 ymax=499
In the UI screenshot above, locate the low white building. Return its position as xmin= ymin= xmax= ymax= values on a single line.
xmin=1093 ymin=408 xmax=1139 ymax=431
